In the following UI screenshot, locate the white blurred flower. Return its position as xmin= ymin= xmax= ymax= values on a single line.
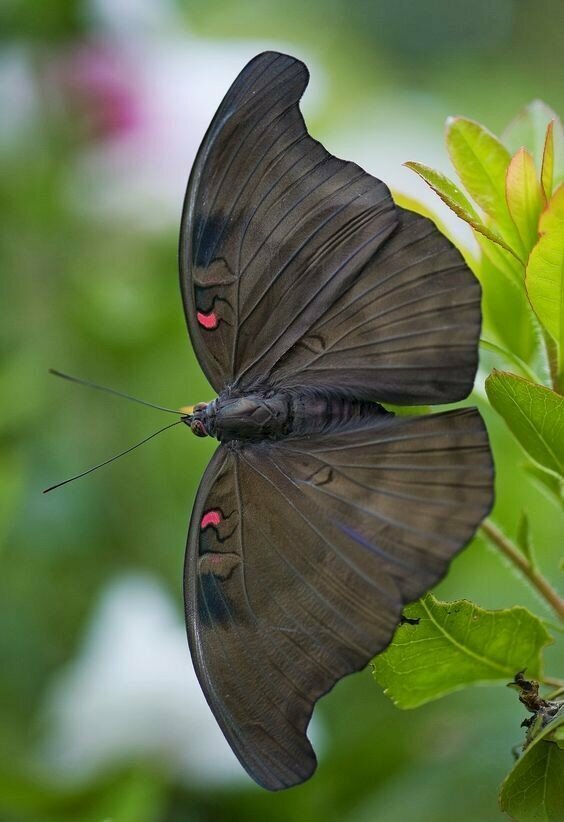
xmin=40 ymin=573 xmax=247 ymax=787
xmin=41 ymin=572 xmax=326 ymax=788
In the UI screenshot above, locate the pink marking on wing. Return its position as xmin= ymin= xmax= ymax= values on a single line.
xmin=201 ymin=510 xmax=222 ymax=529
xmin=197 ymin=310 xmax=218 ymax=330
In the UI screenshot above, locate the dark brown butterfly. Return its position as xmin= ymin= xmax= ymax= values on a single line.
xmin=177 ymin=50 xmax=494 ymax=791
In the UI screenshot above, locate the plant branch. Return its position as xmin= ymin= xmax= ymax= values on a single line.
xmin=480 ymin=518 xmax=564 ymax=621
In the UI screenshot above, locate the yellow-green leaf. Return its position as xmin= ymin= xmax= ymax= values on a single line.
xmin=446 ymin=117 xmax=525 ymax=260
xmin=504 ymin=100 xmax=564 ymax=191
xmin=556 ymin=119 xmax=564 ymax=188
xmin=526 ymin=184 xmax=564 ymax=347
xmin=502 ymin=99 xmax=560 ymax=168
xmin=405 ymin=161 xmax=519 ymax=257
xmin=542 ymin=120 xmax=555 ymax=200
xmin=506 ymin=148 xmax=543 ymax=257
xmin=372 ymin=595 xmax=551 ymax=709
xmin=485 ymin=370 xmax=564 ymax=476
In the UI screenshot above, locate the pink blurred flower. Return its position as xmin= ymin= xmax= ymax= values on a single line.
xmin=55 ymin=41 xmax=143 ymax=142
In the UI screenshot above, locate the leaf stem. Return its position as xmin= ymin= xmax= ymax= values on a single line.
xmin=480 ymin=518 xmax=564 ymax=621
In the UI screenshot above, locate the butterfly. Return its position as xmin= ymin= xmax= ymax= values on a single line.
xmin=180 ymin=50 xmax=494 ymax=790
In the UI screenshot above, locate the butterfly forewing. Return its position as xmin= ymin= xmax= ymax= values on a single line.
xmin=179 ymin=51 xmax=397 ymax=392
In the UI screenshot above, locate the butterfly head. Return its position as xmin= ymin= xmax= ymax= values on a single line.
xmin=182 ymin=401 xmax=216 ymax=438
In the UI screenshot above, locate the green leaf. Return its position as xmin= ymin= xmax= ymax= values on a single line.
xmin=506 ymin=148 xmax=543 ymax=257
xmin=476 ymin=231 xmax=525 ymax=287
xmin=446 ymin=117 xmax=525 ymax=259
xmin=485 ymin=370 xmax=564 ymax=476
xmin=542 ymin=120 xmax=555 ymax=201
xmin=523 ymin=463 xmax=564 ymax=506
xmin=549 ymin=721 xmax=564 ymax=750
xmin=516 ymin=513 xmax=537 ymax=569
xmin=475 ymin=234 xmax=541 ymax=367
xmin=479 ymin=338 xmax=541 ymax=383
xmin=499 ymin=706 xmax=564 ymax=821
xmin=372 ymin=595 xmax=551 ymax=709
xmin=526 ymin=184 xmax=564 ymax=349
xmin=404 ymin=161 xmax=518 ymax=257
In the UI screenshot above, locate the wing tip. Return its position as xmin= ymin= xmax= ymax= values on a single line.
xmin=234 ymin=51 xmax=309 ymax=107
xmin=248 ymin=50 xmax=309 ymax=85
xmin=251 ymin=749 xmax=318 ymax=792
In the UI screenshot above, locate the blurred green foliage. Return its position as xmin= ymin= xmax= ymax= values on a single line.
xmin=1 ymin=1 xmax=563 ymax=820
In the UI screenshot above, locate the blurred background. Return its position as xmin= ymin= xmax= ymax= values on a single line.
xmin=1 ymin=1 xmax=563 ymax=820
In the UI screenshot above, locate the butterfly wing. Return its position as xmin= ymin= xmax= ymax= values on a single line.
xmin=270 ymin=206 xmax=483 ymax=404
xmin=179 ymin=51 xmax=397 ymax=392
xmin=184 ymin=408 xmax=493 ymax=790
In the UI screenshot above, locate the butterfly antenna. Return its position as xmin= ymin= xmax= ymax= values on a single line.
xmin=43 ymin=419 xmax=183 ymax=493
xmin=49 ymin=369 xmax=181 ymax=415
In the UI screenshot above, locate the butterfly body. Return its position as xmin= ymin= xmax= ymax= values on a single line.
xmin=188 ymin=388 xmax=389 ymax=442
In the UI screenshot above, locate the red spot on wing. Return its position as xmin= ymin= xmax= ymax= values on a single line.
xmin=201 ymin=510 xmax=222 ymax=529
xmin=197 ymin=310 xmax=218 ymax=329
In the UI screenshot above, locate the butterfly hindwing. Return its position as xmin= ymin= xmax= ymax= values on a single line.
xmin=185 ymin=445 xmax=323 ymax=789
xmin=184 ymin=408 xmax=493 ymax=790
xmin=179 ymin=51 xmax=397 ymax=392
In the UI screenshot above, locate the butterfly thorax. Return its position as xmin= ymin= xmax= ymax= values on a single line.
xmin=186 ymin=389 xmax=388 ymax=442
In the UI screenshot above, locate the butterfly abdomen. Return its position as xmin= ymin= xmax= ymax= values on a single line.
xmin=288 ymin=388 xmax=389 ymax=437
xmin=207 ymin=388 xmax=389 ymax=443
